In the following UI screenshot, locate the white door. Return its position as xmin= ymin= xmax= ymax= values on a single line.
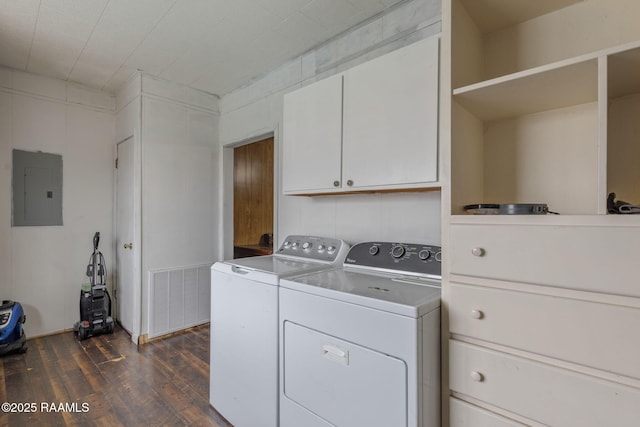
xmin=116 ymin=137 xmax=136 ymax=335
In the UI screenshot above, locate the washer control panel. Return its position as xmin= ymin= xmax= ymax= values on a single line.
xmin=345 ymin=242 xmax=442 ymax=277
xmin=277 ymin=235 xmax=347 ymax=262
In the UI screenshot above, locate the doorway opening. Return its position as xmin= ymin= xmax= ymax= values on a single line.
xmin=233 ymin=136 xmax=274 ymax=258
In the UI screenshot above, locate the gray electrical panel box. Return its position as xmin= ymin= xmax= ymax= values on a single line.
xmin=12 ymin=149 xmax=63 ymax=226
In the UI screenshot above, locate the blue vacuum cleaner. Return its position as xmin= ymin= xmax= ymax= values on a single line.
xmin=0 ymin=300 xmax=27 ymax=355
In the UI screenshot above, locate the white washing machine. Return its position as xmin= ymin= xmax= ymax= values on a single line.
xmin=210 ymin=235 xmax=349 ymax=427
xmin=279 ymin=241 xmax=442 ymax=427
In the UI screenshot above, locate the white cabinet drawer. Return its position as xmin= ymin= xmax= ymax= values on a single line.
xmin=450 ymin=224 xmax=640 ymax=297
xmin=450 ymin=340 xmax=640 ymax=427
xmin=450 ymin=398 xmax=525 ymax=427
xmin=449 ymin=283 xmax=640 ymax=380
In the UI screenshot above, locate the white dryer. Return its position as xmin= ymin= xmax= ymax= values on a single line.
xmin=210 ymin=235 xmax=349 ymax=427
xmin=279 ymin=241 xmax=442 ymax=427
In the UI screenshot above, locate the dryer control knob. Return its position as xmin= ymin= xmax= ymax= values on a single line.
xmin=317 ymin=244 xmax=325 ymax=252
xmin=418 ymin=249 xmax=431 ymax=260
xmin=302 ymin=242 xmax=312 ymax=250
xmin=327 ymin=246 xmax=336 ymax=254
xmin=391 ymin=245 xmax=405 ymax=258
xmin=369 ymin=245 xmax=379 ymax=255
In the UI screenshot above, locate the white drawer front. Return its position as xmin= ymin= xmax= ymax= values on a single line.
xmin=450 ymin=398 xmax=525 ymax=427
xmin=450 ymin=224 xmax=640 ymax=297
xmin=449 ymin=283 xmax=640 ymax=380
xmin=450 ymin=340 xmax=640 ymax=427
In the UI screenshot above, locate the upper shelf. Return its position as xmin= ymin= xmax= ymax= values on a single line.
xmin=608 ymin=46 xmax=640 ymax=99
xmin=459 ymin=0 xmax=582 ymax=33
xmin=453 ymin=56 xmax=598 ymax=121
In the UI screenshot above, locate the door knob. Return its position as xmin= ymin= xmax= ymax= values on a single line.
xmin=123 ymin=243 xmax=133 ymax=250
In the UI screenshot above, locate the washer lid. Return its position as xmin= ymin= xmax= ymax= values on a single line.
xmin=280 ymin=268 xmax=441 ymax=317
xmin=216 ymin=254 xmax=330 ymax=277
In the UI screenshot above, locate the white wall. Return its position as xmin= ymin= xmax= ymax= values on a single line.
xmin=116 ymin=73 xmax=219 ymax=340
xmin=218 ymin=0 xmax=443 ymax=254
xmin=0 ymin=66 xmax=115 ymax=338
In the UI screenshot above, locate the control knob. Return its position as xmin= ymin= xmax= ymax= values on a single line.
xmin=418 ymin=249 xmax=431 ymax=260
xmin=369 ymin=245 xmax=379 ymax=255
xmin=327 ymin=246 xmax=336 ymax=254
xmin=302 ymin=242 xmax=312 ymax=251
xmin=391 ymin=245 xmax=405 ymax=258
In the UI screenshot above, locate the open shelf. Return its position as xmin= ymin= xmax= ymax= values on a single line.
xmin=453 ymin=57 xmax=598 ymax=121
xmin=458 ymin=0 xmax=581 ymax=33
xmin=450 ymin=0 xmax=640 ymax=218
xmin=607 ymin=46 xmax=640 ymax=207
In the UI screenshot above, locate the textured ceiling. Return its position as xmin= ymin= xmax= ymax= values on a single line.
xmin=0 ymin=0 xmax=404 ymax=97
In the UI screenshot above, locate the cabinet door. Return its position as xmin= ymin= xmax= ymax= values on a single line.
xmin=342 ymin=36 xmax=439 ymax=190
xmin=282 ymin=74 xmax=343 ymax=194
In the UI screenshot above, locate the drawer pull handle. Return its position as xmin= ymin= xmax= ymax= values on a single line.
xmin=470 ymin=309 xmax=484 ymax=319
xmin=471 ymin=247 xmax=485 ymax=257
xmin=470 ymin=371 xmax=484 ymax=382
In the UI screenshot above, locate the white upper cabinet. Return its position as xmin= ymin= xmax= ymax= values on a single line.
xmin=342 ymin=36 xmax=439 ymax=191
xmin=282 ymin=35 xmax=440 ymax=196
xmin=282 ymin=74 xmax=343 ymax=194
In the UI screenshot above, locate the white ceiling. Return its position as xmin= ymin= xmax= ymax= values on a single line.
xmin=0 ymin=0 xmax=404 ymax=97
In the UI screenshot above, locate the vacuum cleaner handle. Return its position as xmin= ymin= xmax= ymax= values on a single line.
xmin=93 ymin=232 xmax=100 ymax=251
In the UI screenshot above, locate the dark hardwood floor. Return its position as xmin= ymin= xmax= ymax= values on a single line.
xmin=0 ymin=324 xmax=232 ymax=426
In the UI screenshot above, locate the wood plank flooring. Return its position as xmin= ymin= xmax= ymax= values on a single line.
xmin=0 ymin=324 xmax=233 ymax=426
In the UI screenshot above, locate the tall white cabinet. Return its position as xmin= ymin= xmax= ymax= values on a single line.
xmin=282 ymin=36 xmax=440 ymax=195
xmin=442 ymin=0 xmax=640 ymax=425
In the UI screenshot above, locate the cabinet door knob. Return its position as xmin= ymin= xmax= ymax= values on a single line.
xmin=470 ymin=309 xmax=484 ymax=319
xmin=470 ymin=371 xmax=484 ymax=382
xmin=471 ymin=247 xmax=485 ymax=257
xmin=333 ymin=180 xmax=340 ymax=187
xmin=346 ymin=179 xmax=354 ymax=186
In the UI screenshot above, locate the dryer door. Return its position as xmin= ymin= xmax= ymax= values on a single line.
xmin=282 ymin=321 xmax=407 ymax=427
